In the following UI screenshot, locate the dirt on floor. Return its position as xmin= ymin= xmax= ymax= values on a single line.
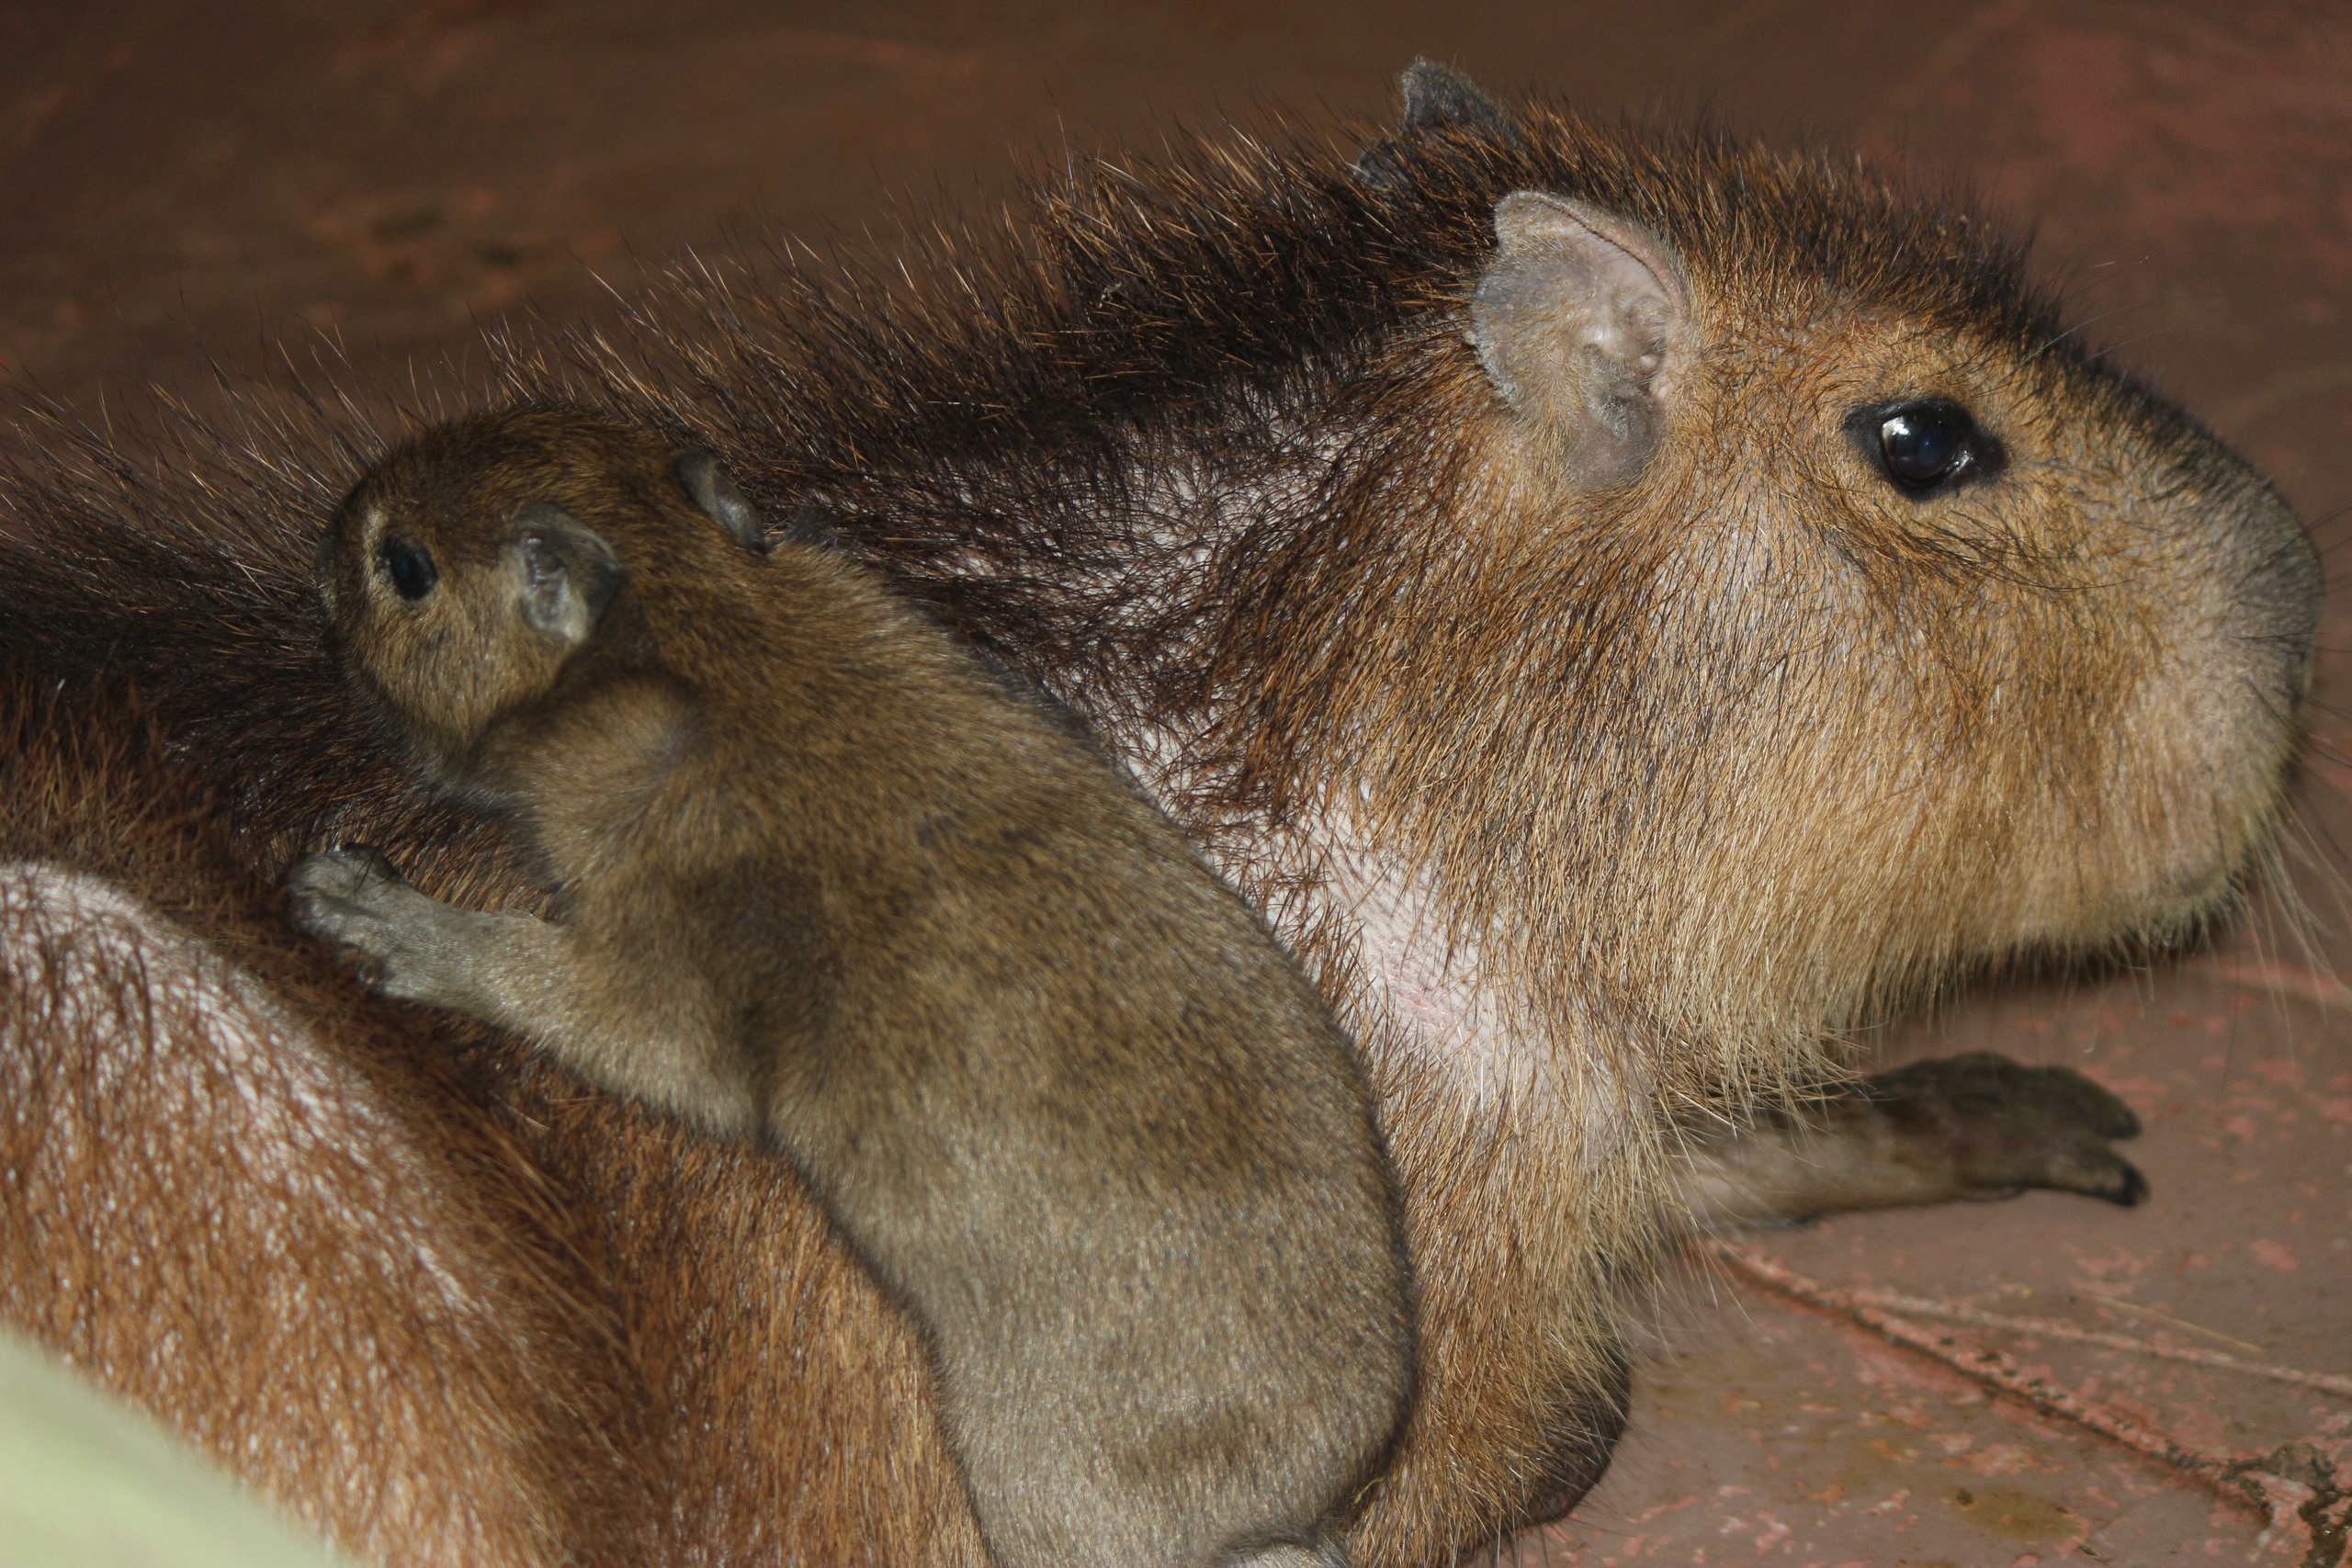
xmin=3 ymin=3 xmax=2346 ymax=1563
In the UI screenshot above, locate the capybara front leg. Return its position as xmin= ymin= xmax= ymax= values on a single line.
xmin=1680 ymin=1052 xmax=2146 ymax=1229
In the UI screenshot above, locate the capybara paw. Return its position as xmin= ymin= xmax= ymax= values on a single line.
xmin=282 ymin=847 xmax=447 ymax=998
xmin=1863 ymin=1051 xmax=2150 ymax=1207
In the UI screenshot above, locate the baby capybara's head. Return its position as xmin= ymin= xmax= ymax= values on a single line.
xmin=321 ymin=407 xmax=768 ymax=773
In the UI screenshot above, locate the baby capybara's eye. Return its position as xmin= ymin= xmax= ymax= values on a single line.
xmin=378 ymin=538 xmax=439 ymax=601
xmin=1865 ymin=399 xmax=2001 ymax=495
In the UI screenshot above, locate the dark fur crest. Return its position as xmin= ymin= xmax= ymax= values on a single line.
xmin=478 ymin=105 xmax=2094 ymax=826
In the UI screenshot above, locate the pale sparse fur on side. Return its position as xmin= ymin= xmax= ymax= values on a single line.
xmin=0 ymin=682 xmax=984 ymax=1567
xmin=0 ymin=693 xmax=651 ymax=1566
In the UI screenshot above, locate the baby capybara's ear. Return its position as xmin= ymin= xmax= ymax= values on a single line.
xmin=674 ymin=451 xmax=770 ymax=555
xmin=512 ymin=504 xmax=622 ymax=648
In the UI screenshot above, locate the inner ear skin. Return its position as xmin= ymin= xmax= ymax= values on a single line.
xmin=511 ymin=503 xmax=622 ymax=647
xmin=1469 ymin=191 xmax=1691 ymax=491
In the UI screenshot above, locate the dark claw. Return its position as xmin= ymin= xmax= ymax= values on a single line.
xmin=2104 ymin=1159 xmax=2152 ymax=1207
xmin=283 ymin=843 xmax=406 ymax=897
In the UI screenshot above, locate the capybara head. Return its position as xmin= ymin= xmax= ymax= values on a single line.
xmin=320 ymin=408 xmax=766 ymax=773
xmin=1423 ymin=133 xmax=2319 ymax=1088
xmin=1122 ymin=97 xmax=2327 ymax=1113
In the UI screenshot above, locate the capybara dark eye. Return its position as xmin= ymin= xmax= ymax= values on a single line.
xmin=1865 ymin=400 xmax=1998 ymax=495
xmin=378 ymin=538 xmax=439 ymax=601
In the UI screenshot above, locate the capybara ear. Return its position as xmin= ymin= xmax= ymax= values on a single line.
xmin=674 ymin=450 xmax=770 ymax=554
xmin=1353 ymin=60 xmax=1521 ymax=188
xmin=1397 ymin=60 xmax=1516 ymax=139
xmin=1469 ymin=191 xmax=1690 ymax=489
xmin=511 ymin=503 xmax=621 ymax=648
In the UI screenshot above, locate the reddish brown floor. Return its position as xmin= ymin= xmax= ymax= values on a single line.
xmin=3 ymin=3 xmax=2346 ymax=1564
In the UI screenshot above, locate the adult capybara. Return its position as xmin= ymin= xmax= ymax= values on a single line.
xmin=0 ymin=64 xmax=2317 ymax=1568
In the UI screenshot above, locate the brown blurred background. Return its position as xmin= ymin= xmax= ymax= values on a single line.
xmin=4 ymin=2 xmax=2346 ymax=1561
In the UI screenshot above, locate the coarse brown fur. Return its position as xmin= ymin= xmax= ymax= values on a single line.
xmin=285 ymin=405 xmax=1414 ymax=1568
xmin=0 ymin=682 xmax=650 ymax=1566
xmin=0 ymin=403 xmax=999 ymax=1568
xmin=0 ymin=677 xmax=991 ymax=1568
xmin=0 ymin=68 xmax=2321 ymax=1566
